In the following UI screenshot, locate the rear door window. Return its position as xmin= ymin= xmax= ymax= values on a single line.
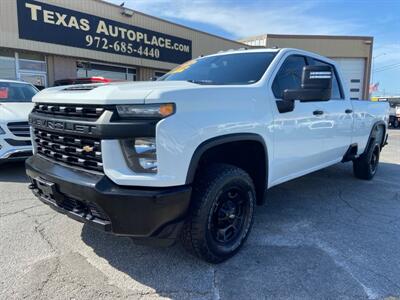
xmin=307 ymin=58 xmax=344 ymax=100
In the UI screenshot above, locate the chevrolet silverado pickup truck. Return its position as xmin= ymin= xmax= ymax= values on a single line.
xmin=0 ymin=80 xmax=37 ymax=163
xmin=26 ymin=48 xmax=389 ymax=263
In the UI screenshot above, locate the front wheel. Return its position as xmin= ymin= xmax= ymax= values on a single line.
xmin=353 ymin=141 xmax=380 ymax=180
xmin=181 ymin=164 xmax=256 ymax=263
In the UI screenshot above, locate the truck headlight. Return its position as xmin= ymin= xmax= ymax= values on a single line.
xmin=120 ymin=138 xmax=158 ymax=173
xmin=116 ymin=104 xmax=175 ymax=119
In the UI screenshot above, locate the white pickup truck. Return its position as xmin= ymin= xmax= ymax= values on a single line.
xmin=26 ymin=48 xmax=389 ymax=263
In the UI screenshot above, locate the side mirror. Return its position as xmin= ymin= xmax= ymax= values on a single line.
xmin=283 ymin=65 xmax=333 ymax=102
xmin=276 ymin=99 xmax=295 ymax=114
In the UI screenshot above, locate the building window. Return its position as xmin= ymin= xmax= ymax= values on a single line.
xmin=19 ymin=74 xmax=47 ymax=89
xmin=0 ymin=50 xmax=47 ymax=89
xmin=0 ymin=54 xmax=16 ymax=80
xmin=77 ymin=61 xmax=136 ymax=81
xmin=19 ymin=59 xmax=46 ymax=73
xmin=154 ymin=71 xmax=167 ymax=79
xmin=127 ymin=68 xmax=136 ymax=81
xmin=17 ymin=52 xmax=47 ymax=89
xmin=18 ymin=52 xmax=46 ymax=72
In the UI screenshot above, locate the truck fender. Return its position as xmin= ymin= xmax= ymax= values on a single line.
xmin=364 ymin=121 xmax=387 ymax=154
xmin=185 ymin=133 xmax=269 ymax=185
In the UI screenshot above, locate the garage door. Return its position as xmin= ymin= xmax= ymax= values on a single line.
xmin=332 ymin=58 xmax=365 ymax=100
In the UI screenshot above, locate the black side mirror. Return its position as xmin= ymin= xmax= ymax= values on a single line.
xmin=276 ymin=99 xmax=295 ymax=113
xmin=283 ymin=65 xmax=333 ymax=102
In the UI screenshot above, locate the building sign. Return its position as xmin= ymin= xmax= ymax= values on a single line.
xmin=16 ymin=0 xmax=192 ymax=64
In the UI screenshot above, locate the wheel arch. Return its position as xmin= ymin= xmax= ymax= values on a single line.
xmin=185 ymin=133 xmax=269 ymax=204
xmin=365 ymin=120 xmax=387 ymax=153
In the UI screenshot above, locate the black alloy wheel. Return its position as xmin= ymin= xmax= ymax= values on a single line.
xmin=210 ymin=186 xmax=250 ymax=246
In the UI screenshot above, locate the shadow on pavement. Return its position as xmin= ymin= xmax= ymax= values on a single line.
xmin=81 ymin=161 xmax=400 ymax=298
xmin=0 ymin=160 xmax=29 ymax=183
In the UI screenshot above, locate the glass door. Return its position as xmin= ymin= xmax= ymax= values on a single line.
xmin=17 ymin=52 xmax=47 ymax=90
xmin=19 ymin=72 xmax=47 ymax=90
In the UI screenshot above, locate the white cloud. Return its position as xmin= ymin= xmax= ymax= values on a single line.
xmin=107 ymin=0 xmax=360 ymax=39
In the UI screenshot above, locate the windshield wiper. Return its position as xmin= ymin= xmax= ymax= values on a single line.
xmin=186 ymin=79 xmax=215 ymax=85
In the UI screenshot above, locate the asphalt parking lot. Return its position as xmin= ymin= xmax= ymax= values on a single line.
xmin=1 ymin=130 xmax=399 ymax=300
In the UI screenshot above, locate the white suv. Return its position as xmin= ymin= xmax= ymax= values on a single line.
xmin=0 ymin=80 xmax=37 ymax=163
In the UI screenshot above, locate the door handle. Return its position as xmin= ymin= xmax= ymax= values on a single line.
xmin=313 ymin=110 xmax=324 ymax=116
xmin=345 ymin=109 xmax=353 ymax=114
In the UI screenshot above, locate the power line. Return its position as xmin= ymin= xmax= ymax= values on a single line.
xmin=375 ymin=64 xmax=400 ymax=73
xmin=374 ymin=62 xmax=400 ymax=72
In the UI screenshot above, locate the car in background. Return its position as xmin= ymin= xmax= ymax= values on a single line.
xmin=53 ymin=77 xmax=113 ymax=86
xmin=389 ymin=104 xmax=400 ymax=128
xmin=0 ymin=80 xmax=38 ymax=164
xmin=372 ymin=96 xmax=400 ymax=128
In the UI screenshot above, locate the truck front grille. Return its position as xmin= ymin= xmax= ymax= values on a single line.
xmin=33 ymin=128 xmax=103 ymax=172
xmin=33 ymin=104 xmax=106 ymax=120
xmin=7 ymin=122 xmax=30 ymax=137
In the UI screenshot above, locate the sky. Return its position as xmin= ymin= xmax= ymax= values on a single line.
xmin=107 ymin=0 xmax=400 ymax=96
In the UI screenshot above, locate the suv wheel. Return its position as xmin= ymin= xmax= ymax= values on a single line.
xmin=181 ymin=164 xmax=256 ymax=263
xmin=353 ymin=141 xmax=381 ymax=180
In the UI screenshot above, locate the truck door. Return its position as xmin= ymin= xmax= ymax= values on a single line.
xmin=269 ymin=54 xmax=333 ymax=184
xmin=306 ymin=57 xmax=353 ymax=162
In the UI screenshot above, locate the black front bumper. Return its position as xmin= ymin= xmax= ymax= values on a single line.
xmin=26 ymin=155 xmax=191 ymax=243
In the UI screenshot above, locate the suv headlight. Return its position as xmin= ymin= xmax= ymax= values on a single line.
xmin=0 ymin=126 xmax=5 ymax=135
xmin=120 ymin=138 xmax=157 ymax=173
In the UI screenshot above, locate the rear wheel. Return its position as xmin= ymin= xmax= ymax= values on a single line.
xmin=181 ymin=164 xmax=256 ymax=263
xmin=394 ymin=118 xmax=400 ymax=128
xmin=353 ymin=141 xmax=380 ymax=180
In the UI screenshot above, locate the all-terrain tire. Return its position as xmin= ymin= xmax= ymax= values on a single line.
xmin=181 ymin=164 xmax=256 ymax=263
xmin=353 ymin=141 xmax=381 ymax=180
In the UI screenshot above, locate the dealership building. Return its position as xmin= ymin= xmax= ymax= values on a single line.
xmin=1 ymin=0 xmax=372 ymax=99
xmin=0 ymin=0 xmax=245 ymax=89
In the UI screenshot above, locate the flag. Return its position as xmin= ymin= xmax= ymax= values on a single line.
xmin=369 ymin=82 xmax=379 ymax=93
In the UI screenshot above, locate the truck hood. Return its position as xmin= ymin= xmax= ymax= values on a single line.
xmin=0 ymin=102 xmax=34 ymax=123
xmin=33 ymin=81 xmax=198 ymax=105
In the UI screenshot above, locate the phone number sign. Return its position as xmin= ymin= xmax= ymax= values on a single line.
xmin=16 ymin=0 xmax=192 ymax=64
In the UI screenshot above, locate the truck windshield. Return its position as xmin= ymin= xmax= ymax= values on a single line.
xmin=0 ymin=82 xmax=38 ymax=103
xmin=159 ymin=52 xmax=276 ymax=85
